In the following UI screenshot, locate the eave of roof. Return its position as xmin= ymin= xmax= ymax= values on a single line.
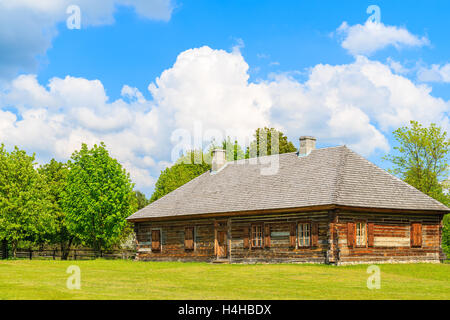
xmin=127 ymin=203 xmax=448 ymax=223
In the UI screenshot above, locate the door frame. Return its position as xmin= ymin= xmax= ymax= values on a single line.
xmin=214 ymin=220 xmax=228 ymax=259
xmin=217 ymin=231 xmax=227 ymax=258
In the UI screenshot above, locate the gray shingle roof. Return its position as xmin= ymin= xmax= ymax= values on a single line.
xmin=128 ymin=146 xmax=449 ymax=220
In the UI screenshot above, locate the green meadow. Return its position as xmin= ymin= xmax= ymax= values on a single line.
xmin=0 ymin=260 xmax=448 ymax=300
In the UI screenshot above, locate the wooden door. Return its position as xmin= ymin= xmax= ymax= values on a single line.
xmin=151 ymin=230 xmax=161 ymax=251
xmin=217 ymin=231 xmax=227 ymax=258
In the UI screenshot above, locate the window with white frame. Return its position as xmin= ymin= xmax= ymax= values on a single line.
xmin=251 ymin=224 xmax=263 ymax=248
xmin=298 ymin=223 xmax=310 ymax=247
xmin=356 ymin=222 xmax=367 ymax=247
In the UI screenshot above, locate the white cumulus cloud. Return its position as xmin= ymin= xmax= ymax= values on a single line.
xmin=0 ymin=46 xmax=449 ymax=195
xmin=0 ymin=0 xmax=174 ymax=82
xmin=337 ymin=21 xmax=429 ymax=56
xmin=148 ymin=46 xmax=272 ymax=148
xmin=417 ymin=63 xmax=450 ymax=83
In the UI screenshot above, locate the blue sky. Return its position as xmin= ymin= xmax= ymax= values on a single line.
xmin=0 ymin=0 xmax=449 ymax=196
xmin=41 ymin=1 xmax=450 ymax=99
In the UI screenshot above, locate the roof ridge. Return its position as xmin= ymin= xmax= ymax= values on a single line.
xmin=230 ymin=151 xmax=295 ymax=165
xmin=333 ymin=145 xmax=349 ymax=204
xmin=229 ymin=146 xmax=347 ymax=165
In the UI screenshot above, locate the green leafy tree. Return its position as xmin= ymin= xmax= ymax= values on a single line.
xmin=176 ymin=149 xmax=212 ymax=165
xmin=62 ymin=143 xmax=135 ymax=256
xmin=384 ymin=121 xmax=449 ymax=202
xmin=246 ymin=127 xmax=297 ymax=158
xmin=38 ymin=159 xmax=75 ymax=260
xmin=220 ymin=137 xmax=245 ymax=161
xmin=116 ymin=190 xmax=149 ymax=250
xmin=443 ymin=180 xmax=450 ymax=255
xmin=134 ymin=190 xmax=149 ymax=210
xmin=150 ymin=150 xmax=211 ymax=203
xmin=0 ymin=145 xmax=53 ymax=257
xmin=384 ymin=120 xmax=450 ymax=255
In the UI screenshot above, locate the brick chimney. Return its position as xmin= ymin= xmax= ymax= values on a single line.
xmin=211 ymin=149 xmax=226 ymax=172
xmin=298 ymin=136 xmax=316 ymax=156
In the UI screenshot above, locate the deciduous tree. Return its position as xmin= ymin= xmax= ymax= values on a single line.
xmin=217 ymin=137 xmax=245 ymax=161
xmin=134 ymin=190 xmax=149 ymax=210
xmin=62 ymin=143 xmax=135 ymax=256
xmin=384 ymin=121 xmax=450 ymax=254
xmin=0 ymin=145 xmax=53 ymax=257
xmin=150 ymin=150 xmax=211 ymax=203
xmin=246 ymin=127 xmax=297 ymax=158
xmin=38 ymin=159 xmax=75 ymax=260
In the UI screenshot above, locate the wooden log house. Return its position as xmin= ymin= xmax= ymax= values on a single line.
xmin=127 ymin=137 xmax=449 ymax=265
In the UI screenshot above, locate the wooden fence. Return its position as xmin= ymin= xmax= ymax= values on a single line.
xmin=0 ymin=248 xmax=136 ymax=260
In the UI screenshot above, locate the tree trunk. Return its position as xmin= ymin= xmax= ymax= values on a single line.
xmin=94 ymin=243 xmax=101 ymax=258
xmin=62 ymin=251 xmax=70 ymax=260
xmin=1 ymin=239 xmax=7 ymax=259
xmin=12 ymin=241 xmax=17 ymax=258
xmin=60 ymin=238 xmax=73 ymax=260
xmin=61 ymin=244 xmax=68 ymax=260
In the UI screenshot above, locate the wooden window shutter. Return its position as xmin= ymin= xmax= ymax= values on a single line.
xmin=289 ymin=223 xmax=296 ymax=248
xmin=264 ymin=225 xmax=271 ymax=248
xmin=347 ymin=222 xmax=355 ymax=248
xmin=185 ymin=227 xmax=194 ymax=250
xmin=243 ymin=227 xmax=250 ymax=249
xmin=411 ymin=223 xmax=422 ymax=247
xmin=151 ymin=230 xmax=160 ymax=251
xmin=311 ymin=222 xmax=319 ymax=247
xmin=368 ymin=223 xmax=375 ymax=247
xmin=416 ymin=223 xmax=422 ymax=247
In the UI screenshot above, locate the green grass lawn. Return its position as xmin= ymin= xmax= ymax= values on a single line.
xmin=0 ymin=260 xmax=449 ymax=299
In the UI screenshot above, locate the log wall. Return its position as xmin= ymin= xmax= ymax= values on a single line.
xmin=228 ymin=212 xmax=328 ymax=264
xmin=133 ymin=210 xmax=445 ymax=264
xmin=135 ymin=219 xmax=215 ymax=262
xmin=336 ymin=211 xmax=444 ymax=265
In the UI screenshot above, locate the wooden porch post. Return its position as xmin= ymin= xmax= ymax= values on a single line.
xmin=214 ymin=220 xmax=218 ymax=257
xmin=326 ymin=210 xmax=339 ymax=264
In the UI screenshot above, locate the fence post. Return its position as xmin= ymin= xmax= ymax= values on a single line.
xmin=53 ymin=249 xmax=56 ymax=260
xmin=74 ymin=249 xmax=77 ymax=260
xmin=29 ymin=248 xmax=32 ymax=260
